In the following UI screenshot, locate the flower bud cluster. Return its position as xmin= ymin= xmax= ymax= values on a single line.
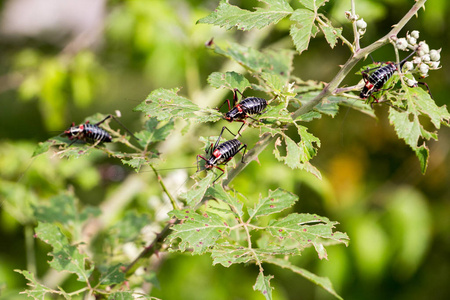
xmin=395 ymin=31 xmax=441 ymax=80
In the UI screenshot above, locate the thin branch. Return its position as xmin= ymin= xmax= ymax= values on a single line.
xmin=150 ymin=164 xmax=179 ymax=210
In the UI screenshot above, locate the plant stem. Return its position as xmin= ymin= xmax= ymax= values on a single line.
xmin=150 ymin=164 xmax=179 ymax=210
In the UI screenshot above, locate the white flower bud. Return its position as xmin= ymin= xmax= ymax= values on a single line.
xmin=403 ymin=61 xmax=414 ymax=71
xmin=429 ymin=49 xmax=440 ymax=61
xmin=410 ymin=30 xmax=419 ymax=39
xmin=358 ymin=28 xmax=366 ymax=35
xmin=419 ymin=63 xmax=429 ymax=75
xmin=413 ymin=56 xmax=422 ymax=65
xmin=407 ymin=78 xmax=418 ymax=87
xmin=396 ymin=38 xmax=408 ymax=50
xmin=422 ymin=54 xmax=430 ymax=62
xmin=356 ymin=18 xmax=367 ymax=29
xmin=428 ymin=61 xmax=440 ymax=69
xmin=407 ymin=37 xmax=417 ymax=45
xmin=418 ymin=41 xmax=430 ymax=54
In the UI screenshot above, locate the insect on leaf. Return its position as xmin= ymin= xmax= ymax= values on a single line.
xmin=207 ymin=71 xmax=251 ymax=92
xmin=197 ymin=0 xmax=293 ymax=31
xmin=168 ymin=210 xmax=230 ymax=255
xmin=35 ymin=222 xmax=94 ymax=282
xmin=265 ymin=258 xmax=343 ymax=300
xmin=253 ymin=272 xmax=274 ymax=300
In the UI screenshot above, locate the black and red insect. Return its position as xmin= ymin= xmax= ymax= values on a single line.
xmin=360 ymin=50 xmax=417 ymax=101
xmin=197 ymin=126 xmax=247 ymax=182
xmin=219 ymin=89 xmax=268 ymax=125
xmin=63 ymin=115 xmax=138 ymax=146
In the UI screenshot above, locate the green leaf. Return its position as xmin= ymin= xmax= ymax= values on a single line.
xmin=110 ymin=211 xmax=149 ymax=242
xmin=211 ymin=245 xmax=254 ymax=267
xmin=197 ymin=0 xmax=293 ymax=30
xmin=134 ymin=87 xmax=221 ymax=123
xmin=248 ymin=188 xmax=297 ymax=219
xmin=168 ymin=210 xmax=230 ymax=254
xmin=121 ymin=157 xmax=148 ymax=172
xmin=179 ymin=172 xmax=215 ymax=207
xmin=207 ymin=71 xmax=251 ymax=92
xmin=414 ymin=144 xmax=429 ymax=174
xmin=32 ymin=138 xmax=59 ymax=157
xmin=206 ymin=185 xmax=244 ymax=217
xmin=266 ymin=258 xmax=343 ymax=300
xmin=213 ymin=43 xmax=294 ymax=77
xmin=107 ymin=292 xmax=134 ymax=300
xmin=388 ymin=86 xmax=449 ymax=172
xmin=33 ymin=193 xmax=100 ymax=228
xmin=318 ymin=22 xmax=342 ymax=49
xmin=273 ymin=125 xmax=321 ymax=178
xmin=253 ymin=272 xmax=274 ymax=300
xmin=98 ymin=264 xmax=126 ymax=286
xmin=135 ymin=118 xmax=175 ymax=148
xmin=266 ymin=213 xmax=349 ymax=259
xmin=35 ymin=222 xmax=93 ymax=282
xmin=16 ymin=270 xmax=57 ymax=299
xmin=298 ymin=0 xmax=329 ymax=11
xmin=290 ymin=9 xmax=317 ymax=54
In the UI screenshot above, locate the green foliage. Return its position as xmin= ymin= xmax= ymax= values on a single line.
xmin=167 ymin=186 xmax=348 ymax=299
xmin=36 ymin=222 xmax=94 ymax=282
xmin=12 ymin=0 xmax=448 ymax=299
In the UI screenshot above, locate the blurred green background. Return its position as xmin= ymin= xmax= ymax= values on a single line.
xmin=0 ymin=0 xmax=449 ymax=299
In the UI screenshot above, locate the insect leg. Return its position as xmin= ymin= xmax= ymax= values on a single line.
xmin=417 ymin=82 xmax=433 ymax=99
xmin=196 ymin=155 xmax=208 ymax=172
xmin=237 ymin=144 xmax=248 ymax=163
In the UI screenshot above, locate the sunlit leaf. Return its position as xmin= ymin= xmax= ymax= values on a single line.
xmin=253 ymin=272 xmax=274 ymax=300
xmin=179 ymin=172 xmax=215 ymax=207
xmin=290 ymin=9 xmax=317 ymax=54
xmin=298 ymin=0 xmax=329 ymax=11
xmin=212 ymin=43 xmax=294 ymax=77
xmin=318 ymin=22 xmax=342 ymax=49
xmin=248 ymin=188 xmax=297 ymax=219
xmin=207 ymin=71 xmax=251 ymax=92
xmin=135 ymin=118 xmax=175 ymax=148
xmin=273 ymin=125 xmax=321 ymax=178
xmin=134 ymin=87 xmax=221 ymax=123
xmin=168 ymin=210 xmax=230 ymax=254
xmin=206 ymin=185 xmax=244 ymax=217
xmin=197 ymin=0 xmax=293 ymax=30
xmin=266 ymin=213 xmax=349 ymax=259
xmin=388 ymin=86 xmax=450 ymax=172
xmin=265 ymin=258 xmax=343 ymax=300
